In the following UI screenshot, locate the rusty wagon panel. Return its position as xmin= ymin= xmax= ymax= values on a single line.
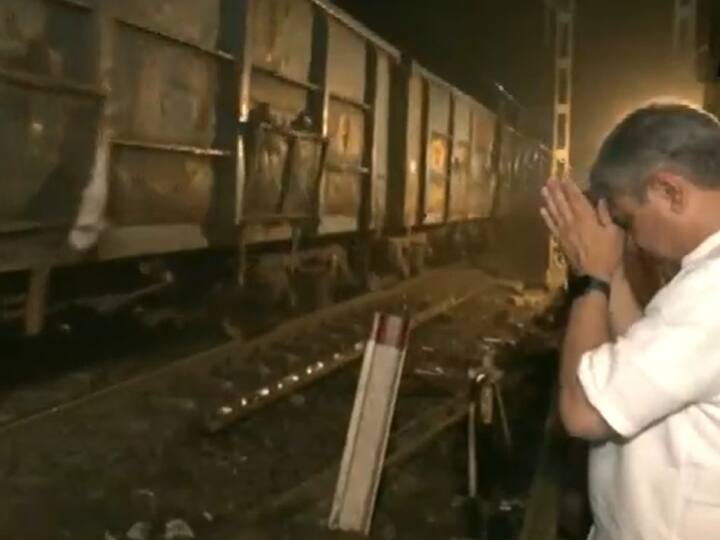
xmin=467 ymin=104 xmax=497 ymax=218
xmin=383 ymin=61 xmax=419 ymax=234
xmin=108 ymin=25 xmax=218 ymax=227
xmin=319 ymin=17 xmax=368 ymax=235
xmin=311 ymin=0 xmax=400 ymax=237
xmin=243 ymin=0 xmax=398 ymax=241
xmin=370 ymin=51 xmax=391 ymax=232
xmin=242 ymin=0 xmax=324 ymax=244
xmin=110 ymin=0 xmax=222 ymax=51
xmin=0 ymin=0 xmax=243 ymax=265
xmin=0 ymin=0 xmax=99 ymax=238
xmin=97 ymin=0 xmax=239 ymax=259
xmin=493 ymin=124 xmax=518 ymax=218
xmin=424 ymin=79 xmax=451 ymax=225
xmin=447 ymin=95 xmax=471 ymax=222
xmin=403 ymin=71 xmax=424 ymax=230
xmin=387 ymin=62 xmax=479 ymax=233
xmin=251 ymin=0 xmax=313 ymax=84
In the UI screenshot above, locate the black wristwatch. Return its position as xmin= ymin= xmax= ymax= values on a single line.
xmin=568 ymin=274 xmax=611 ymax=301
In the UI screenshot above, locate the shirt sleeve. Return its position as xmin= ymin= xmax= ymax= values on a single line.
xmin=577 ymin=264 xmax=720 ymax=439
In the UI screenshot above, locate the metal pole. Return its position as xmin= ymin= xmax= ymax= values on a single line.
xmin=468 ymin=400 xmax=478 ymax=498
xmin=495 ymin=382 xmax=513 ymax=454
xmin=528 ymin=2 xmax=576 ymax=535
xmin=545 ymin=0 xmax=575 ymax=290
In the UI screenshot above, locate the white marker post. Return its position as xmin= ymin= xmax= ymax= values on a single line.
xmin=328 ymin=312 xmax=410 ymax=535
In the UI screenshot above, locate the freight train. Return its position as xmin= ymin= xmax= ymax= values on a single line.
xmin=0 ymin=0 xmax=552 ymax=336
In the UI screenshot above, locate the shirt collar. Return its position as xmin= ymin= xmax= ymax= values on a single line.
xmin=681 ymin=228 xmax=720 ymax=268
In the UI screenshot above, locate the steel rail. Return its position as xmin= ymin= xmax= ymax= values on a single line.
xmin=0 ymin=267 xmax=484 ymax=437
xmin=204 ymin=290 xmax=485 ymax=433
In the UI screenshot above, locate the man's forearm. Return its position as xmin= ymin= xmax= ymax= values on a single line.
xmin=609 ymin=264 xmax=643 ymax=337
xmin=559 ymin=290 xmax=613 ymax=440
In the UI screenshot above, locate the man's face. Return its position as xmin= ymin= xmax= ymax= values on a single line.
xmin=607 ymin=183 xmax=683 ymax=262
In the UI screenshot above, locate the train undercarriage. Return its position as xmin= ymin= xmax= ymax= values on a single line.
xmin=0 ymin=217 xmax=511 ymax=339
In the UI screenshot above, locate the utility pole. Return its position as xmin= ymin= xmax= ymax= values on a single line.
xmin=519 ymin=4 xmax=576 ymax=540
xmin=545 ymin=0 xmax=575 ymax=290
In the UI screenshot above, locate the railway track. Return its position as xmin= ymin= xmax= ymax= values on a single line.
xmin=229 ymin=395 xmax=470 ymax=531
xmin=202 ymin=291 xmax=474 ymax=433
xmin=0 ymin=265 xmax=488 ymax=436
xmin=216 ymin=284 xmax=556 ymax=539
xmin=0 ymin=267 xmax=552 ymax=539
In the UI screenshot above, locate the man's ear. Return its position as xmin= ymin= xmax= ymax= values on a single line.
xmin=647 ymin=169 xmax=687 ymax=213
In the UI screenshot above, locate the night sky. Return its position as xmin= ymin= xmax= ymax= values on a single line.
xmin=333 ymin=0 xmax=703 ymax=182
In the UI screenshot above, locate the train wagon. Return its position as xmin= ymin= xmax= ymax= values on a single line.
xmin=0 ymin=0 xmax=551 ymax=336
xmin=489 ymin=123 xmax=552 ymax=282
xmin=384 ymin=60 xmax=508 ymax=275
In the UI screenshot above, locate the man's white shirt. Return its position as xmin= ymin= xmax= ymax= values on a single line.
xmin=579 ymin=229 xmax=720 ymax=540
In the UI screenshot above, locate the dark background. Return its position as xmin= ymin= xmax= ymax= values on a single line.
xmin=333 ymin=0 xmax=703 ymax=182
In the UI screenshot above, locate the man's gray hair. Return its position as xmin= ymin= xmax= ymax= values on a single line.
xmin=589 ymin=102 xmax=720 ymax=200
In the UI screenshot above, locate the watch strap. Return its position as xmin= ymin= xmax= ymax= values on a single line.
xmin=568 ymin=274 xmax=611 ymax=300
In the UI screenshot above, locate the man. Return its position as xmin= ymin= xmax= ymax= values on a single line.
xmin=540 ymin=102 xmax=720 ymax=539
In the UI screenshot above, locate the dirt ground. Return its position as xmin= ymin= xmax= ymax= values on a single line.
xmin=219 ymin=275 xmax=561 ymax=539
xmin=0 ymin=268 xmax=564 ymax=540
